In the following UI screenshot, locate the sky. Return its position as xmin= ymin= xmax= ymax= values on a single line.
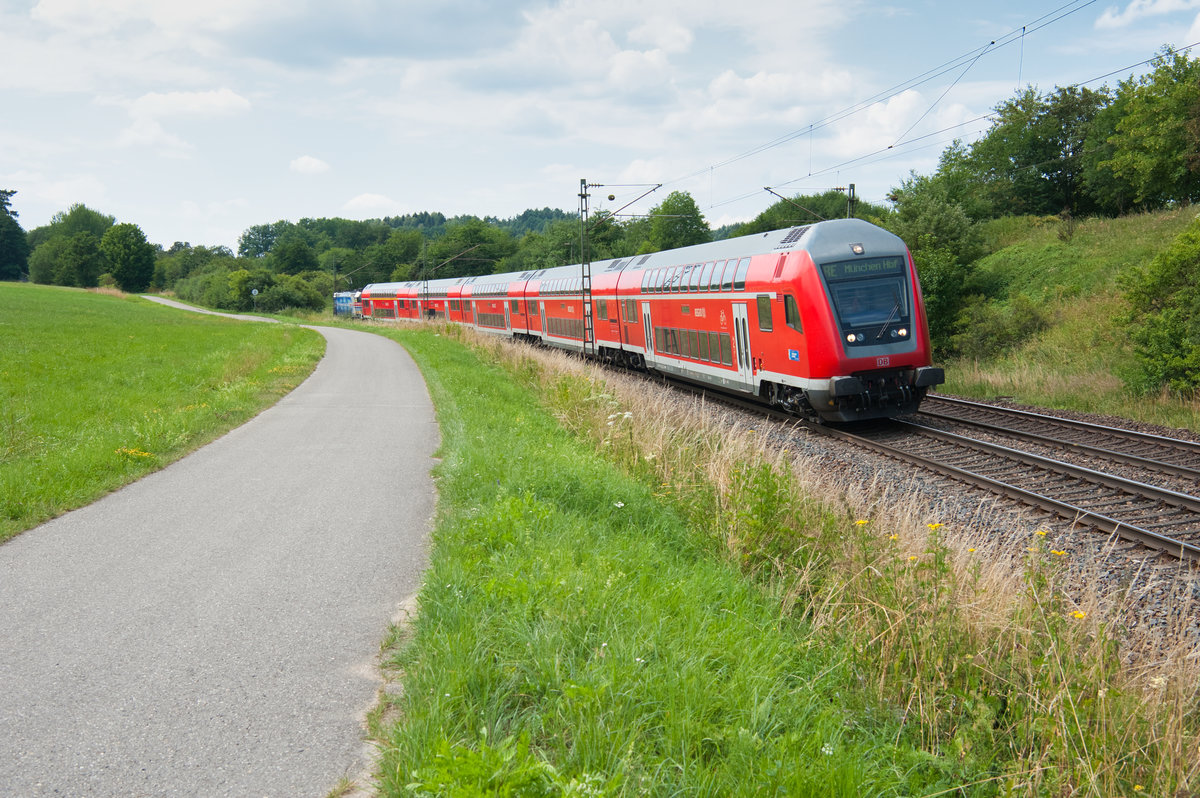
xmin=2 ymin=0 xmax=1199 ymax=252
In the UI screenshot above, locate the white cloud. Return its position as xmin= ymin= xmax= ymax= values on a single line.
xmin=129 ymin=89 xmax=251 ymax=119
xmin=290 ymin=156 xmax=331 ymax=175
xmin=341 ymin=193 xmax=405 ymax=217
xmin=1096 ymin=0 xmax=1200 ymax=28
xmin=116 ymin=118 xmax=192 ymax=156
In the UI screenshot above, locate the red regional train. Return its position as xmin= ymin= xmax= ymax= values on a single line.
xmin=359 ymin=218 xmax=944 ymax=422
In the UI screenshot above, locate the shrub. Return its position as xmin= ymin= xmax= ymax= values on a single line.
xmin=1122 ymin=214 xmax=1200 ymax=394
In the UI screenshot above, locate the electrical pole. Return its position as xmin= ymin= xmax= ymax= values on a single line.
xmin=579 ymin=178 xmax=595 ymax=356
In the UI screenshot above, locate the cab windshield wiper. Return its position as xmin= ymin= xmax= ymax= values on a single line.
xmin=875 ymin=293 xmax=900 ymax=340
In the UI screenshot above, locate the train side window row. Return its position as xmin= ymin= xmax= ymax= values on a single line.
xmin=476 ymin=311 xmax=506 ymax=328
xmin=641 ymin=257 xmax=750 ymax=295
xmin=654 ymin=326 xmax=733 ymax=366
xmin=546 ymin=317 xmax=584 ymax=339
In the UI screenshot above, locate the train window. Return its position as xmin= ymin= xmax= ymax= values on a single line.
xmin=698 ymin=330 xmax=710 ymax=361
xmin=597 ymin=299 xmax=607 ymax=320
xmin=510 ymin=299 xmax=519 ymax=314
xmin=757 ymin=295 xmax=773 ymax=331
xmin=718 ymin=333 xmax=731 ymax=365
xmin=700 ymin=261 xmax=716 ymax=290
xmin=689 ymin=330 xmax=700 ymax=358
xmin=720 ymin=260 xmax=735 ymax=291
xmin=642 ymin=271 xmax=652 ymax=291
xmin=656 ymin=327 xmax=667 ymax=351
xmin=689 ymin=264 xmax=703 ymax=291
xmin=654 ymin=270 xmax=667 ymax=293
xmin=733 ymin=257 xmax=751 ymax=290
xmin=785 ymin=295 xmax=802 ymax=332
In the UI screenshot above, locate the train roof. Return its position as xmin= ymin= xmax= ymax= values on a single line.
xmin=360 ymin=218 xmax=904 ymax=296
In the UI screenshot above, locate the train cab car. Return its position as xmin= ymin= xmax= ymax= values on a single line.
xmin=750 ymin=219 xmax=943 ymax=421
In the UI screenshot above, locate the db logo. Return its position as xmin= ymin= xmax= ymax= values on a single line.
xmin=877 ymin=356 xmax=891 ymax=367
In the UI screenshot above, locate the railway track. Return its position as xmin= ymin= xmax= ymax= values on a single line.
xmin=918 ymin=395 xmax=1200 ymax=481
xmin=810 ymin=397 xmax=1200 ymax=563
xmin=638 ymin=371 xmax=1200 ymax=563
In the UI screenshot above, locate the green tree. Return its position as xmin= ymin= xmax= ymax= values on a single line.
xmin=882 ymin=177 xmax=985 ymax=350
xmin=1037 ymin=85 xmax=1111 ymax=215
xmin=734 ymin=190 xmax=889 ymax=236
xmin=100 ymin=223 xmax=156 ymax=292
xmin=227 ymin=268 xmax=275 ymax=311
xmin=28 ymin=238 xmax=67 ymax=284
xmin=269 ymin=235 xmax=318 ymax=275
xmin=421 ymin=218 xmax=515 ymax=278
xmin=1122 ymin=215 xmax=1200 ymax=393
xmin=1102 ymin=49 xmax=1200 ymax=208
xmin=237 ymin=220 xmax=295 ymax=258
xmin=27 ymin=204 xmax=115 ymax=251
xmin=644 ymin=191 xmax=709 ymax=252
xmin=33 ymin=232 xmax=106 ymax=287
xmin=0 ymin=206 xmax=29 ymax=280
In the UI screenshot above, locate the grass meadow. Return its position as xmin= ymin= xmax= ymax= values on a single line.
xmin=947 ymin=208 xmax=1200 ymax=432
xmin=366 ymin=322 xmax=1199 ymax=797
xmin=0 ymin=283 xmax=324 ymax=542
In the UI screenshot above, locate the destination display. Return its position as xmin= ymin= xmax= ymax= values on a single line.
xmin=821 ymin=256 xmax=905 ymax=281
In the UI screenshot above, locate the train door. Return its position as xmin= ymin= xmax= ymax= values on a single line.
xmin=733 ymin=302 xmax=753 ymax=389
xmin=540 ymin=301 xmax=547 ymax=338
xmin=641 ymin=302 xmax=656 ymax=368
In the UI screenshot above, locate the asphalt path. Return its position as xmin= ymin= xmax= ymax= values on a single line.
xmin=0 ymin=303 xmax=438 ymax=796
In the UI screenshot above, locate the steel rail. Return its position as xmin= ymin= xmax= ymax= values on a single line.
xmin=811 ymin=421 xmax=1200 ymax=562
xmin=925 ymin=394 xmax=1200 ymax=459
xmin=908 ymin=411 xmax=1200 ymax=481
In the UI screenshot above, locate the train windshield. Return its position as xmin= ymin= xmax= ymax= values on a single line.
xmin=821 ymin=256 xmax=911 ymax=345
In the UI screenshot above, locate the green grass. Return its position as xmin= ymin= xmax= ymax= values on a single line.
xmin=359 ymin=324 xmax=1196 ymax=797
xmin=0 ymin=283 xmax=324 ymax=541
xmin=368 ymin=326 xmax=944 ymax=795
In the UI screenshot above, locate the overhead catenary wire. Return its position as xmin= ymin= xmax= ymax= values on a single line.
xmin=663 ymin=0 xmax=1101 ymax=190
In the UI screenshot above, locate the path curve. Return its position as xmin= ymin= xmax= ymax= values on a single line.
xmin=0 ymin=305 xmax=437 ymax=796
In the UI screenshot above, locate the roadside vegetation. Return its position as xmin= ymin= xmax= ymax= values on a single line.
xmin=367 ymin=322 xmax=1199 ymax=797
xmin=0 ymin=283 xmax=323 ymax=542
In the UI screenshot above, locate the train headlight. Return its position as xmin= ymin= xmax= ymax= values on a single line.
xmin=846 ymin=333 xmax=858 ymax=343
xmin=898 ymin=327 xmax=908 ymax=337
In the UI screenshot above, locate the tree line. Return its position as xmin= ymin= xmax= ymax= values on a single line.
xmin=1 ymin=49 xmax=1196 ymax=392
